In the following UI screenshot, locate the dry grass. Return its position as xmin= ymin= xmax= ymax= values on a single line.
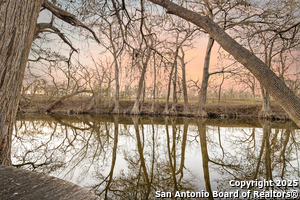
xmin=19 ymin=96 xmax=289 ymax=120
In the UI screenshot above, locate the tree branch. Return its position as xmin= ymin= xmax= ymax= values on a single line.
xmin=42 ymin=0 xmax=100 ymax=43
xmin=44 ymin=89 xmax=91 ymax=112
xmin=35 ymin=23 xmax=78 ymax=52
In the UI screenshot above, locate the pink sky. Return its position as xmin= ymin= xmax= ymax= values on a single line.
xmin=185 ymin=38 xmax=223 ymax=81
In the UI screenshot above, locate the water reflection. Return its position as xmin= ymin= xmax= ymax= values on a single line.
xmin=13 ymin=115 xmax=300 ymax=199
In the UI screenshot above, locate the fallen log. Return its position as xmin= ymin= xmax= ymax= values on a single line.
xmin=44 ymin=90 xmax=91 ymax=112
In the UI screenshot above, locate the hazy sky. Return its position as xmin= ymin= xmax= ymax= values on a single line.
xmin=34 ymin=9 xmax=223 ymax=82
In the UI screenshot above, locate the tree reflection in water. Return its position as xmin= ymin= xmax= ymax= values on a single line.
xmin=197 ymin=118 xmax=213 ymax=200
xmin=12 ymin=114 xmax=300 ymax=199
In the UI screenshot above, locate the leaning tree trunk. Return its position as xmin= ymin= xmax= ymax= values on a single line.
xmin=195 ymin=37 xmax=214 ymax=117
xmin=0 ymin=0 xmax=43 ymax=166
xmin=44 ymin=89 xmax=90 ymax=112
xmin=148 ymin=0 xmax=300 ymax=127
xmin=83 ymin=78 xmax=104 ymax=112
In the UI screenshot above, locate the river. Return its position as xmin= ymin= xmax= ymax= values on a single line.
xmin=13 ymin=114 xmax=300 ymax=199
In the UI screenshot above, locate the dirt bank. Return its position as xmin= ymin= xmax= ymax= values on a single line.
xmin=19 ymin=98 xmax=290 ymax=120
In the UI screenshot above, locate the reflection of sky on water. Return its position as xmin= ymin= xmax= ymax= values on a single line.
xmin=12 ymin=116 xmax=300 ymax=198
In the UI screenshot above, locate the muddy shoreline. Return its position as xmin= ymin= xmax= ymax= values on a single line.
xmin=19 ymin=99 xmax=291 ymax=121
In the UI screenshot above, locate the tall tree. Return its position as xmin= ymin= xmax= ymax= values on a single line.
xmin=243 ymin=0 xmax=300 ymax=118
xmin=178 ymin=47 xmax=191 ymax=115
xmin=192 ymin=0 xmax=254 ymax=117
xmin=162 ymin=17 xmax=197 ymax=115
xmin=131 ymin=3 xmax=155 ymax=115
xmin=0 ymin=0 xmax=99 ymax=165
xmin=99 ymin=17 xmax=123 ymax=113
xmin=0 ymin=0 xmax=43 ymax=166
xmin=196 ymin=36 xmax=215 ymax=117
xmin=148 ymin=0 xmax=300 ymax=127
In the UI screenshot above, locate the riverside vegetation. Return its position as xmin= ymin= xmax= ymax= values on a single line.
xmin=19 ymin=95 xmax=290 ymax=120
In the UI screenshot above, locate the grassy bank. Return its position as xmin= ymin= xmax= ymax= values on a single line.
xmin=19 ymin=97 xmax=290 ymax=120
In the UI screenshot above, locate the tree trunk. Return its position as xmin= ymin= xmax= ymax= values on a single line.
xmin=163 ymin=64 xmax=175 ymax=114
xmin=141 ymin=78 xmax=146 ymax=110
xmin=0 ymin=0 xmax=43 ymax=166
xmin=280 ymin=129 xmax=290 ymax=179
xmin=179 ymin=48 xmax=190 ymax=115
xmin=102 ymin=116 xmax=119 ymax=198
xmin=259 ymin=45 xmax=273 ymax=118
xmin=83 ymin=89 xmax=101 ymax=112
xmin=150 ymin=55 xmax=157 ymax=113
xmin=132 ymin=116 xmax=151 ymax=198
xmin=174 ymin=118 xmax=188 ymax=178
xmin=170 ymin=60 xmax=178 ymax=115
xmin=44 ymin=90 xmax=90 ymax=113
xmin=131 ymin=64 xmax=146 ymax=115
xmin=106 ymin=81 xmax=112 ymax=108
xmin=197 ymin=119 xmax=213 ymax=200
xmin=259 ymin=86 xmax=273 ymax=118
xmin=148 ymin=0 xmax=300 ymax=127
xmin=195 ymin=37 xmax=214 ymax=117
xmin=164 ymin=117 xmax=179 ymax=191
xmin=255 ymin=120 xmax=273 ymax=182
xmin=112 ymin=58 xmax=121 ymax=113
xmin=252 ymin=86 xmax=256 ymax=99
xmin=83 ymin=78 xmax=104 ymax=112
xmin=218 ymin=73 xmax=225 ymax=104
xmin=131 ymin=47 xmax=152 ymax=115
xmin=254 ymin=127 xmax=265 ymax=179
xmin=108 ymin=22 xmax=121 ymax=114
xmin=262 ymin=122 xmax=273 ymax=182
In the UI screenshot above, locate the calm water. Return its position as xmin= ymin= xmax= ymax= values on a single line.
xmin=13 ymin=114 xmax=300 ymax=199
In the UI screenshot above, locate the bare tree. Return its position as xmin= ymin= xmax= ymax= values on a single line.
xmin=232 ymin=69 xmax=257 ymax=99
xmin=162 ymin=17 xmax=197 ymax=115
xmin=178 ymin=47 xmax=191 ymax=115
xmin=196 ymin=36 xmax=215 ymax=117
xmin=148 ymin=0 xmax=300 ymax=127
xmin=192 ymin=0 xmax=256 ymax=117
xmin=131 ymin=5 xmax=155 ymax=115
xmin=150 ymin=53 xmax=159 ymax=113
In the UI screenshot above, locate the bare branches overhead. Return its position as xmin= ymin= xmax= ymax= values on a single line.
xmin=35 ymin=23 xmax=78 ymax=52
xmin=42 ymin=0 xmax=100 ymax=43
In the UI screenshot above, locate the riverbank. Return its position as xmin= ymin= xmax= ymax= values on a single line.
xmin=19 ymin=98 xmax=290 ymax=120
